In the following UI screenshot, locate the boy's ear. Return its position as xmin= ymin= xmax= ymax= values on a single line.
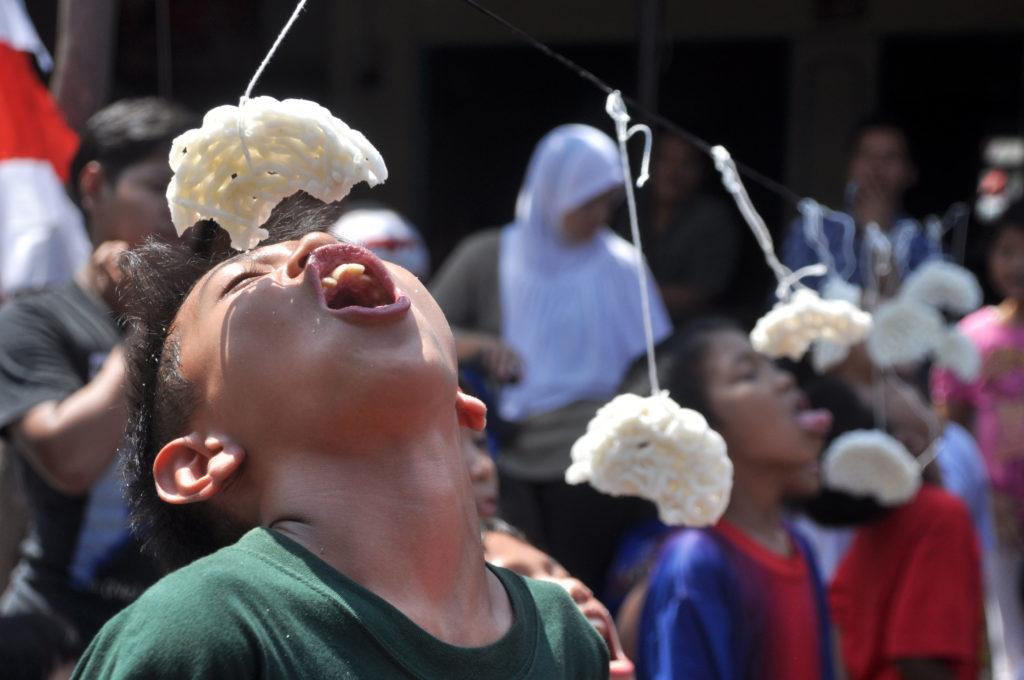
xmin=455 ymin=390 xmax=487 ymax=432
xmin=153 ymin=434 xmax=246 ymax=505
xmin=77 ymin=160 xmax=107 ymax=215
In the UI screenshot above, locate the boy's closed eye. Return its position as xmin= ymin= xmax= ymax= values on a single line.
xmin=219 ymin=262 xmax=270 ymax=298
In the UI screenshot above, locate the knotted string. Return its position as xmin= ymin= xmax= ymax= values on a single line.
xmin=711 ymin=146 xmax=825 ymax=300
xmin=232 ymin=0 xmax=310 ymax=236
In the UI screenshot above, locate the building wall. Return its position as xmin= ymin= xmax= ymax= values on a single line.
xmin=324 ymin=0 xmax=1022 ymax=233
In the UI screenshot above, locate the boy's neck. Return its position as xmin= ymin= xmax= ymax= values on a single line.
xmin=723 ymin=468 xmax=790 ymax=556
xmin=261 ymin=428 xmax=512 ymax=647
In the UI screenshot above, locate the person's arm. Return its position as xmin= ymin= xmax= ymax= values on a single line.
xmin=11 ymin=347 xmax=126 ymax=496
xmin=432 ymin=233 xmax=522 ymax=383
xmin=451 ymin=328 xmax=522 ymax=384
xmin=50 ymin=0 xmax=119 ymax=133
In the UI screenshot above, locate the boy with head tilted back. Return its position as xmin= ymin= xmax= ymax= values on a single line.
xmin=70 ymin=193 xmax=610 ymax=678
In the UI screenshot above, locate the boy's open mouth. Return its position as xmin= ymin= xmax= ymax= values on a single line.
xmin=307 ymin=243 xmax=410 ymax=322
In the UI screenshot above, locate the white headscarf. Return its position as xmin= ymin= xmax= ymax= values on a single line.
xmin=499 ymin=124 xmax=671 ymax=422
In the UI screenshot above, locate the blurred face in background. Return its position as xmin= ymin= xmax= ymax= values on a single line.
xmin=651 ymin=135 xmax=704 ymax=206
xmin=701 ymin=330 xmax=829 ymax=488
xmin=561 ymin=188 xmax=623 ymax=244
xmin=80 ymin=151 xmax=177 ymax=247
xmin=847 ymin=127 xmax=917 ymax=204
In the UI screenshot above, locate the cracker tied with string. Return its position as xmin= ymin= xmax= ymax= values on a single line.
xmin=166 ymin=96 xmax=388 ymax=250
xmin=566 ymin=392 xmax=733 ymax=527
xmin=822 ymin=429 xmax=921 ymax=506
xmin=866 ymin=261 xmax=982 ymax=370
xmin=902 ymin=260 xmax=982 ymax=315
xmin=564 ymin=94 xmax=733 ymax=529
xmin=751 ymin=288 xmax=872 ymax=362
xmin=710 ymin=146 xmax=872 ymax=363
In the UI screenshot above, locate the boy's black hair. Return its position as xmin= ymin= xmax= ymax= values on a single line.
xmin=120 ymin=193 xmax=346 ymax=571
xmin=67 ymin=97 xmax=196 ymax=212
xmin=796 ymin=376 xmax=890 ymax=526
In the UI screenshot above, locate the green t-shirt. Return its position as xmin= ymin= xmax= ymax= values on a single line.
xmin=72 ymin=528 xmax=609 ymax=679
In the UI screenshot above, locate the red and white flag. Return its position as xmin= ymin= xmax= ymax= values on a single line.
xmin=0 ymin=0 xmax=89 ymax=297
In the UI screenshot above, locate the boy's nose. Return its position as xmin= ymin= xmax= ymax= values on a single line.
xmin=285 ymin=232 xmax=338 ymax=279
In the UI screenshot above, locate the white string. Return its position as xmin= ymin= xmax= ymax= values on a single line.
xmin=798 ymin=198 xmax=838 ymax=274
xmin=243 ymin=0 xmax=310 ymax=100
xmin=605 ymin=91 xmax=659 ymax=395
xmin=826 ymin=208 xmax=858 ymax=280
xmin=711 ymin=145 xmax=825 ymax=299
xmin=232 ymin=0 xmax=310 ymax=223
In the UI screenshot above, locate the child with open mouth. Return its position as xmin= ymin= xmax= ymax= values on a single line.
xmin=71 ymin=193 xmax=611 ymax=678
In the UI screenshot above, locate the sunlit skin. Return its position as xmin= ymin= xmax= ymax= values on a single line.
xmin=80 ymin=151 xmax=177 ymax=245
xmin=75 ymin=151 xmax=178 ymax=309
xmin=149 ymin=231 xmax=522 ymax=648
xmin=483 ymin=532 xmax=619 ymax=648
xmin=702 ymin=330 xmax=828 ymax=555
xmin=469 ymin=432 xmax=631 ymax=673
xmin=560 ymin=187 xmax=624 ymax=244
xmin=705 ymin=332 xmax=827 ymax=470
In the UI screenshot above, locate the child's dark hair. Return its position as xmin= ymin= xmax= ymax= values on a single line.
xmin=119 ymin=193 xmax=346 ymax=571
xmin=660 ymin=317 xmax=742 ymax=427
xmin=796 ymin=376 xmax=890 ymax=526
xmin=67 ymin=97 xmax=196 ymax=212
xmin=847 ymin=111 xmax=916 ymax=163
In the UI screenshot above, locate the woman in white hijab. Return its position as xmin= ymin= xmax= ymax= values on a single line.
xmin=432 ymin=124 xmax=671 ymax=589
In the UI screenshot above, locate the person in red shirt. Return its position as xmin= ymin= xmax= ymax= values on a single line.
xmin=805 ymin=376 xmax=983 ymax=680
xmin=635 ymin=319 xmax=837 ymax=680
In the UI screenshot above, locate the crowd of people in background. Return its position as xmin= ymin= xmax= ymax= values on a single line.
xmin=3 ymin=3 xmax=1024 ymax=679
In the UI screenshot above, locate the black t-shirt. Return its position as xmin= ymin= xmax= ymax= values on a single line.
xmin=0 ymin=282 xmax=159 ymax=641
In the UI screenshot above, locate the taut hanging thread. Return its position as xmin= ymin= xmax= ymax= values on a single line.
xmin=606 ymin=91 xmax=658 ymax=394
xmin=244 ymin=0 xmax=310 ymax=100
xmin=711 ymin=145 xmax=825 ymax=299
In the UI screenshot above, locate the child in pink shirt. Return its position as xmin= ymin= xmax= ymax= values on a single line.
xmin=932 ymin=199 xmax=1024 ymax=677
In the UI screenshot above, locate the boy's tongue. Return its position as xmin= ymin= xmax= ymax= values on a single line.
xmin=796 ymin=408 xmax=833 ymax=435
